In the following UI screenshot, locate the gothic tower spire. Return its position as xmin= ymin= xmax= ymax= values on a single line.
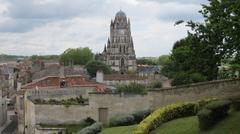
xmin=100 ymin=10 xmax=137 ymax=74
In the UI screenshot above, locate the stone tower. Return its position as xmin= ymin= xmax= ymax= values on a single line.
xmin=99 ymin=10 xmax=137 ymax=74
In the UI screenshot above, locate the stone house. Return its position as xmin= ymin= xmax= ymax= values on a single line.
xmin=16 ymin=74 xmax=106 ymax=134
xmin=96 ymin=70 xmax=149 ymax=86
xmin=0 ymin=63 xmax=18 ymax=91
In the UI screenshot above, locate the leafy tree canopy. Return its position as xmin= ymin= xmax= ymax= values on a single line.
xmin=59 ymin=47 xmax=94 ymax=66
xmin=85 ymin=60 xmax=111 ymax=77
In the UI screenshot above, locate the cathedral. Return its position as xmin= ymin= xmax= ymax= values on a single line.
xmin=97 ymin=10 xmax=137 ymax=74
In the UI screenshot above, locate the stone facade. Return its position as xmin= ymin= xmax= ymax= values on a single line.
xmin=97 ymin=10 xmax=137 ymax=73
xmin=96 ymin=70 xmax=149 ymax=86
xmin=0 ymin=90 xmax=7 ymax=127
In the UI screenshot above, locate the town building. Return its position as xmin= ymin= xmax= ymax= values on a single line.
xmin=96 ymin=70 xmax=149 ymax=86
xmin=96 ymin=10 xmax=137 ymax=74
xmin=0 ymin=63 xmax=18 ymax=91
xmin=0 ymin=84 xmax=7 ymax=128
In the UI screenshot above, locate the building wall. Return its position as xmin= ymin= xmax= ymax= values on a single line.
xmin=0 ymin=92 xmax=7 ymax=126
xmin=104 ymin=79 xmax=148 ymax=86
xmin=24 ymin=96 xmax=36 ymax=134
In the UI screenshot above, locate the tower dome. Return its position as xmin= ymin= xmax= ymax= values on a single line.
xmin=115 ymin=10 xmax=126 ymax=18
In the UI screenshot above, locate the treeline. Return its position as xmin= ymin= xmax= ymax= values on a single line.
xmin=0 ymin=54 xmax=27 ymax=62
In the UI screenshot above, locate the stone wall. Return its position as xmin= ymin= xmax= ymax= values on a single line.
xmin=25 ymin=93 xmax=149 ymax=127
xmin=149 ymin=78 xmax=240 ymax=109
xmin=89 ymin=93 xmax=150 ymax=119
xmin=35 ymin=104 xmax=93 ymax=125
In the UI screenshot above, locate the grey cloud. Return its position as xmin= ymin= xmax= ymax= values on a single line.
xmin=7 ymin=0 xmax=105 ymax=19
xmin=138 ymin=0 xmax=207 ymax=4
xmin=0 ymin=18 xmax=50 ymax=32
xmin=0 ymin=0 xmax=107 ymax=32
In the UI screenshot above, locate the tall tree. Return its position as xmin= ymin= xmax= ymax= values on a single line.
xmin=59 ymin=47 xmax=94 ymax=66
xmin=187 ymin=0 xmax=240 ymax=77
xmin=85 ymin=60 xmax=112 ymax=77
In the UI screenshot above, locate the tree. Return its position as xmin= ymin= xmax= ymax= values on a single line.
xmin=59 ymin=47 xmax=94 ymax=66
xmin=137 ymin=58 xmax=157 ymax=65
xmin=161 ymin=35 xmax=213 ymax=85
xmin=186 ymin=0 xmax=240 ymax=79
xmin=163 ymin=0 xmax=240 ymax=85
xmin=85 ymin=60 xmax=111 ymax=77
xmin=158 ymin=55 xmax=170 ymax=66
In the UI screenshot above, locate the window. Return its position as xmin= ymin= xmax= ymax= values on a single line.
xmin=121 ymin=58 xmax=124 ymax=67
xmin=60 ymin=81 xmax=67 ymax=88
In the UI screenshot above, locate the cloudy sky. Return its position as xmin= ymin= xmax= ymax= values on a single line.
xmin=0 ymin=0 xmax=207 ymax=57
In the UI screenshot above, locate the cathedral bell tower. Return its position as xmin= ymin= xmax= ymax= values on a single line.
xmin=101 ymin=10 xmax=137 ymax=74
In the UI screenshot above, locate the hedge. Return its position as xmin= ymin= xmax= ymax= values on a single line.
xmin=197 ymin=100 xmax=231 ymax=130
xmin=109 ymin=114 xmax=135 ymax=127
xmin=133 ymin=102 xmax=197 ymax=134
xmin=77 ymin=122 xmax=102 ymax=134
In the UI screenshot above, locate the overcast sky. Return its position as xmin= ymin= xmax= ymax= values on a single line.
xmin=0 ymin=0 xmax=207 ymax=57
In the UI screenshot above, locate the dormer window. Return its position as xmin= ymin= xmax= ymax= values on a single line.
xmin=60 ymin=80 xmax=67 ymax=88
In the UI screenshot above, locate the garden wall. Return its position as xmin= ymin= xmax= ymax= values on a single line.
xmin=149 ymin=79 xmax=240 ymax=109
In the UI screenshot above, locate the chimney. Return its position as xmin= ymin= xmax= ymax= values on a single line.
xmin=60 ymin=66 xmax=65 ymax=78
xmin=96 ymin=70 xmax=104 ymax=83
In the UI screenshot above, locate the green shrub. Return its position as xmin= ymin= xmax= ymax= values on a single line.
xmin=171 ymin=72 xmax=207 ymax=86
xmin=109 ymin=114 xmax=135 ymax=127
xmin=197 ymin=100 xmax=231 ymax=130
xmin=197 ymin=98 xmax=217 ymax=110
xmin=77 ymin=122 xmax=102 ymax=134
xmin=132 ymin=110 xmax=151 ymax=123
xmin=84 ymin=117 xmax=96 ymax=125
xmin=133 ymin=102 xmax=197 ymax=134
xmin=197 ymin=109 xmax=212 ymax=130
xmin=232 ymin=100 xmax=240 ymax=111
xmin=205 ymin=100 xmax=231 ymax=116
xmin=150 ymin=81 xmax=162 ymax=88
xmin=116 ymin=83 xmax=146 ymax=94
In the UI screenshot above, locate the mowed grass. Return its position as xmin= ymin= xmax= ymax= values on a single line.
xmin=100 ymin=125 xmax=136 ymax=134
xmin=100 ymin=111 xmax=240 ymax=134
xmin=152 ymin=111 xmax=240 ymax=134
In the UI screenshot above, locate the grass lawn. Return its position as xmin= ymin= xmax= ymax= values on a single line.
xmin=99 ymin=111 xmax=240 ymax=134
xmin=100 ymin=125 xmax=136 ymax=134
xmin=152 ymin=111 xmax=240 ymax=134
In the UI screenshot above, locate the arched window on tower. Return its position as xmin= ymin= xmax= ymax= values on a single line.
xmin=121 ymin=58 xmax=124 ymax=67
xmin=123 ymin=46 xmax=125 ymax=53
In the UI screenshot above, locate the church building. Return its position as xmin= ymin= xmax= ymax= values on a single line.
xmin=97 ymin=10 xmax=137 ymax=74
